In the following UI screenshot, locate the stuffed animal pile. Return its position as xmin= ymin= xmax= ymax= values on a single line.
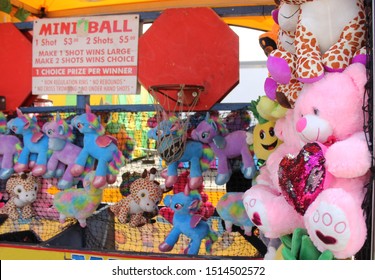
xmin=244 ymin=63 xmax=371 ymax=259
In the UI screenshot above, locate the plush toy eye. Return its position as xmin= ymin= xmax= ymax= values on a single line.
xmin=269 ymin=127 xmax=275 ymax=137
xmin=259 ymin=130 xmax=265 ymax=140
xmin=313 ymin=107 xmax=319 ymax=115
xmin=77 ymin=123 xmax=83 ymax=129
xmin=156 ymin=130 xmax=163 ymax=136
xmin=140 ymin=192 xmax=146 ymax=198
xmin=47 ymin=129 xmax=54 ymax=135
xmin=201 ymin=132 xmax=209 ymax=139
xmin=16 ymin=188 xmax=22 ymax=193
xmin=174 ymin=203 xmax=183 ymax=210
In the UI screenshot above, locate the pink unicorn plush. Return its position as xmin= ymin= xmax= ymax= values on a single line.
xmin=42 ymin=113 xmax=94 ymax=189
xmin=0 ymin=112 xmax=22 ymax=180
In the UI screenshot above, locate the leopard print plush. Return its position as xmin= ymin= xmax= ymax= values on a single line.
xmin=0 ymin=173 xmax=40 ymax=220
xmin=110 ymin=168 xmax=163 ymax=227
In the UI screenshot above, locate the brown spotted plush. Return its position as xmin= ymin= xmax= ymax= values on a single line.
xmin=0 ymin=173 xmax=40 ymax=220
xmin=110 ymin=168 xmax=163 ymax=227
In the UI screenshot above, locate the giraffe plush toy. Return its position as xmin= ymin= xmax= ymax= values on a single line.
xmin=267 ymin=0 xmax=366 ymax=106
xmin=110 ymin=168 xmax=163 ymax=227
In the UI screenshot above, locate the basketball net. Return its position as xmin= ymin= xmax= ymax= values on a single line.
xmin=149 ymin=84 xmax=204 ymax=164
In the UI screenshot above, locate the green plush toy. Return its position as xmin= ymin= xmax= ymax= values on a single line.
xmin=0 ymin=0 xmax=11 ymax=14
xmin=280 ymin=228 xmax=334 ymax=260
xmin=14 ymin=7 xmax=30 ymax=22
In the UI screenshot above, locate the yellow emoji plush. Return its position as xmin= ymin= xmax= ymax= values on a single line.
xmin=248 ymin=96 xmax=283 ymax=165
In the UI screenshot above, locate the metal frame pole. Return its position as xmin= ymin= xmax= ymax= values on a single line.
xmin=371 ymin=0 xmax=375 ymax=261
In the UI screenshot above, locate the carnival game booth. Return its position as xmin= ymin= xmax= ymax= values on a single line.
xmin=0 ymin=0 xmax=374 ymax=260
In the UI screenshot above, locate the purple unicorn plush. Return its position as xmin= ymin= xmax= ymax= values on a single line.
xmin=42 ymin=113 xmax=94 ymax=189
xmin=71 ymin=105 xmax=125 ymax=189
xmin=0 ymin=112 xmax=23 ymax=180
xmin=191 ymin=112 xmax=256 ymax=185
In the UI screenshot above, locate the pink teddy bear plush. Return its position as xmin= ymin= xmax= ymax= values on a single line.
xmin=294 ymin=63 xmax=371 ymax=258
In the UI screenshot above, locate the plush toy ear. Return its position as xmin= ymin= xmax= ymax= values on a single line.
xmin=41 ymin=122 xmax=48 ymax=134
xmin=205 ymin=112 xmax=210 ymax=121
xmin=16 ymin=108 xmax=23 ymax=118
xmin=162 ymin=111 xmax=168 ymax=121
xmin=85 ymin=104 xmax=91 ymax=114
xmin=189 ymin=199 xmax=200 ymax=210
xmin=147 ymin=128 xmax=156 ymax=139
xmin=58 ymin=124 xmax=65 ymax=135
xmin=345 ymin=63 xmax=367 ymax=94
xmin=211 ymin=120 xmax=218 ymax=132
xmin=23 ymin=120 xmax=31 ymax=129
xmin=163 ymin=195 xmax=173 ymax=207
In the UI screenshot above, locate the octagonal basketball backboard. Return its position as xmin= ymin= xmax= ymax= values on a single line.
xmin=138 ymin=7 xmax=239 ymax=111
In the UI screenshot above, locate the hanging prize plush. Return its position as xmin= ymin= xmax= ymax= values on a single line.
xmin=293 ymin=63 xmax=371 ymax=259
xmin=191 ymin=113 xmax=256 ymax=185
xmin=42 ymin=113 xmax=94 ymax=189
xmin=0 ymin=111 xmax=22 ymax=179
xmin=0 ymin=173 xmax=40 ymax=220
xmin=7 ymin=108 xmax=50 ymax=177
xmin=70 ymin=105 xmax=125 ymax=188
xmin=159 ymin=170 xmax=215 ymax=223
xmin=53 ymin=171 xmax=105 ymax=227
xmin=267 ymin=0 xmax=366 ymax=87
xmin=263 ymin=0 xmax=304 ymax=108
xmin=216 ymin=192 xmax=254 ymax=236
xmin=159 ymin=191 xmax=218 ymax=255
xmin=148 ymin=114 xmax=214 ymax=193
xmin=110 ymin=168 xmax=163 ymax=227
xmin=247 ymin=96 xmax=285 ymax=167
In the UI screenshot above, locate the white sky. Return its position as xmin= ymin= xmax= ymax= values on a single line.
xmin=231 ymin=26 xmax=267 ymax=62
xmin=222 ymin=26 xmax=268 ymax=103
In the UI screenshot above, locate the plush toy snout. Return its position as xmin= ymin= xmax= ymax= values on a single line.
xmin=296 ymin=115 xmax=333 ymax=143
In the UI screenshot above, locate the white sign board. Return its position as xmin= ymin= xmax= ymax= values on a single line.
xmin=32 ymin=15 xmax=139 ymax=95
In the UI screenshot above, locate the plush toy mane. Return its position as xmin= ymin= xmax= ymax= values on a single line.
xmin=0 ymin=112 xmax=6 ymax=134
xmin=57 ymin=119 xmax=75 ymax=142
xmin=22 ymin=114 xmax=40 ymax=133
xmin=206 ymin=116 xmax=228 ymax=136
xmin=86 ymin=112 xmax=105 ymax=136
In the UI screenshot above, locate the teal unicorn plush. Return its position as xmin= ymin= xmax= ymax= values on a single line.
xmin=7 ymin=108 xmax=53 ymax=177
xmin=159 ymin=191 xmax=218 ymax=255
xmin=148 ymin=114 xmax=214 ymax=194
xmin=71 ymin=105 xmax=125 ymax=188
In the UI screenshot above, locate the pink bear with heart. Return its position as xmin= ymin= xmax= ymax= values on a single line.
xmin=294 ymin=63 xmax=371 ymax=259
xmin=244 ymin=63 xmax=371 ymax=259
xmin=243 ymin=109 xmax=306 ymax=240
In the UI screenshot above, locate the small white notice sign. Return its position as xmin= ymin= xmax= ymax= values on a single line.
xmin=32 ymin=14 xmax=139 ymax=95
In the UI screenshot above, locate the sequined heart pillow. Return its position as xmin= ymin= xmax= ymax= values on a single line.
xmin=278 ymin=142 xmax=329 ymax=215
